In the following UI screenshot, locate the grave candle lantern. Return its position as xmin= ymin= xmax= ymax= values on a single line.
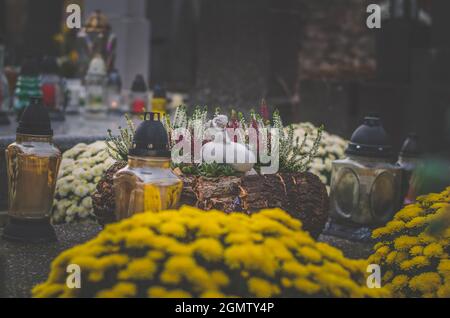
xmin=40 ymin=56 xmax=65 ymax=121
xmin=14 ymin=58 xmax=41 ymax=119
xmin=151 ymin=84 xmax=167 ymax=116
xmin=329 ymin=116 xmax=402 ymax=226
xmin=3 ymin=96 xmax=61 ymax=242
xmin=113 ymin=112 xmax=182 ymax=221
xmin=129 ymin=74 xmax=148 ymax=114
xmin=106 ymin=68 xmax=123 ymax=113
xmin=85 ymin=55 xmax=107 ymax=114
xmin=64 ymin=78 xmax=83 ymax=114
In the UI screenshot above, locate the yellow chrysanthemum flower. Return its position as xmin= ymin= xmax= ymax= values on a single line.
xmin=247 ymin=278 xmax=280 ymax=297
xmin=96 ymin=282 xmax=137 ymax=298
xmin=33 ymin=206 xmax=389 ymax=298
xmin=394 ymin=236 xmax=420 ymax=251
xmin=370 ymin=187 xmax=450 ymax=298
xmin=423 ymin=243 xmax=444 ymax=258
xmin=409 ymin=245 xmax=423 ymax=256
xmin=409 ymin=273 xmax=441 ymax=294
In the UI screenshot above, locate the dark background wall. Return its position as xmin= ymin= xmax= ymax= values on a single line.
xmin=0 ymin=0 xmax=62 ymax=64
xmin=0 ymin=0 xmax=449 ymax=157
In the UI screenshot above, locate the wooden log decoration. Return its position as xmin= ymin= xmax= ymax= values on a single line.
xmin=92 ymin=161 xmax=127 ymax=226
xmin=182 ymin=172 xmax=329 ymax=239
xmin=92 ymin=164 xmax=329 ymax=239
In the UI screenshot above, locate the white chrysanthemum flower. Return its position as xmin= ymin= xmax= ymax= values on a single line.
xmin=77 ymin=158 xmax=90 ymax=166
xmin=57 ymin=199 xmax=71 ymax=210
xmin=82 ymin=170 xmax=94 ymax=181
xmin=66 ymin=205 xmax=78 ymax=216
xmin=319 ymin=174 xmax=328 ymax=184
xmin=89 ymin=141 xmax=107 ymax=153
xmin=93 ymin=152 xmax=109 ymax=162
xmin=60 ymin=158 xmax=75 ymax=170
xmin=58 ymin=184 xmax=71 ymax=197
xmin=324 ymin=158 xmax=333 ymax=171
xmin=52 ymin=141 xmax=114 ymax=223
xmin=87 ymin=183 xmax=97 ymax=194
xmin=62 ymin=175 xmax=75 ymax=183
xmin=316 ymin=146 xmax=326 ymax=156
xmin=79 ymin=208 xmax=91 ymax=218
xmin=91 ymin=165 xmax=104 ymax=177
xmin=74 ymin=184 xmax=89 ymax=198
xmin=78 ymin=150 xmax=93 ymax=159
xmin=63 ymin=144 xmax=87 ymax=159
xmin=334 ymin=146 xmax=345 ymax=157
xmin=72 ymin=167 xmax=86 ymax=178
xmin=81 ymin=196 xmax=93 ymax=210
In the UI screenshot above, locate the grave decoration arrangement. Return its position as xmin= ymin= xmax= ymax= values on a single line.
xmin=368 ymin=186 xmax=450 ymax=298
xmin=32 ymin=206 xmax=389 ymax=298
xmin=52 ymin=141 xmax=115 ymax=223
xmin=93 ymin=104 xmax=330 ymax=238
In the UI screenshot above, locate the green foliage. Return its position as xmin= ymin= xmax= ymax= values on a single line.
xmin=176 ymin=162 xmax=239 ymax=178
xmin=273 ymin=110 xmax=324 ymax=173
xmin=105 ymin=114 xmax=135 ymax=161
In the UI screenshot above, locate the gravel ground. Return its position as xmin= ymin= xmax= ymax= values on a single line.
xmin=318 ymin=234 xmax=373 ymax=259
xmin=0 ymin=221 xmax=102 ymax=298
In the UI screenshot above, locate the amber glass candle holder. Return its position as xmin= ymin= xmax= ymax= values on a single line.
xmin=113 ymin=112 xmax=182 ymax=221
xmin=3 ymin=97 xmax=61 ymax=242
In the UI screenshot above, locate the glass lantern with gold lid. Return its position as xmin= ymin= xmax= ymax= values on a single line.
xmin=151 ymin=84 xmax=168 ymax=116
xmin=329 ymin=116 xmax=402 ymax=226
xmin=129 ymin=74 xmax=148 ymax=114
xmin=113 ymin=112 xmax=182 ymax=221
xmin=40 ymin=56 xmax=65 ymax=121
xmin=85 ymin=55 xmax=107 ymax=114
xmin=3 ymin=96 xmax=61 ymax=242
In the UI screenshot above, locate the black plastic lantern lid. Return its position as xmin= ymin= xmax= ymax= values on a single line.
xmin=20 ymin=57 xmax=39 ymax=76
xmin=345 ymin=116 xmax=392 ymax=158
xmin=131 ymin=74 xmax=147 ymax=92
xmin=17 ymin=96 xmax=53 ymax=136
xmin=107 ymin=68 xmax=122 ymax=88
xmin=128 ymin=112 xmax=170 ymax=158
xmin=153 ymin=84 xmax=166 ymax=98
xmin=400 ymin=133 xmax=421 ymax=157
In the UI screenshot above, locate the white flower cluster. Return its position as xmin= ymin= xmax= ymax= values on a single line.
xmin=291 ymin=122 xmax=347 ymax=187
xmin=52 ymin=141 xmax=116 ymax=224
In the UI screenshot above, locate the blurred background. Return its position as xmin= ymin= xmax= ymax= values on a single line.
xmin=0 ymin=0 xmax=449 ymax=157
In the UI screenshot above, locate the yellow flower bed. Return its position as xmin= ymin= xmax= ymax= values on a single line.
xmin=369 ymin=187 xmax=450 ymax=297
xmin=33 ymin=207 xmax=388 ymax=298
